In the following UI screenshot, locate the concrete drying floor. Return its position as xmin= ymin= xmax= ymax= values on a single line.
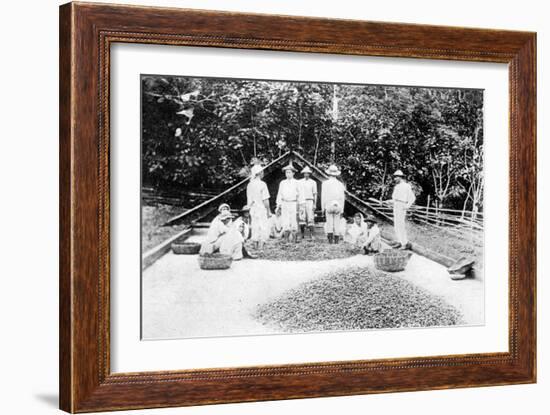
xmin=142 ymin=230 xmax=484 ymax=340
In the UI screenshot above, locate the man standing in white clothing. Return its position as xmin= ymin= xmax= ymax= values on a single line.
xmin=276 ymin=163 xmax=302 ymax=243
xmin=390 ymin=169 xmax=416 ymax=249
xmin=298 ymin=166 xmax=317 ymax=240
xmin=321 ymin=164 xmax=346 ymax=244
xmin=246 ymin=164 xmax=271 ymax=250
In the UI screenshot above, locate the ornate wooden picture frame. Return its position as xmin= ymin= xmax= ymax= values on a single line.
xmin=59 ymin=2 xmax=536 ymax=412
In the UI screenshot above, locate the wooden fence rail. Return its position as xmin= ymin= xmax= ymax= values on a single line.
xmin=367 ymin=198 xmax=483 ymax=239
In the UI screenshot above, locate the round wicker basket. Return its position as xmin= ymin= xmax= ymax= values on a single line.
xmin=198 ymin=253 xmax=233 ymax=270
xmin=374 ymin=249 xmax=412 ymax=272
xmin=171 ymin=241 xmax=201 ymax=255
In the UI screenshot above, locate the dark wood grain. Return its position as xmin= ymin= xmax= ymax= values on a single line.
xmin=59 ymin=2 xmax=536 ymax=413
xmin=59 ymin=3 xmax=73 ymax=411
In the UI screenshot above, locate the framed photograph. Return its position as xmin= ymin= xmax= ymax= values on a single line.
xmin=59 ymin=2 xmax=536 ymax=412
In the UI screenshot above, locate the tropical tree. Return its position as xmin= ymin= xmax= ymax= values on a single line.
xmin=141 ymin=76 xmax=484 ymax=212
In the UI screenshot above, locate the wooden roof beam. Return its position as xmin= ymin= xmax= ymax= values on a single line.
xmin=162 ymin=151 xmax=292 ymax=227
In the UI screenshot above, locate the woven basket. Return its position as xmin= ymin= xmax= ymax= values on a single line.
xmin=198 ymin=253 xmax=233 ymax=270
xmin=171 ymin=241 xmax=201 ymax=255
xmin=374 ymin=249 xmax=412 ymax=272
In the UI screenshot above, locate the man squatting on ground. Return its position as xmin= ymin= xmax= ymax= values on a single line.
xmin=268 ymin=208 xmax=284 ymax=239
xmin=237 ymin=205 xmax=251 ymax=240
xmin=276 ymin=163 xmax=303 ymax=243
xmin=199 ymin=210 xmax=234 ymax=256
xmin=217 ymin=218 xmax=245 ymax=260
xmin=211 ymin=203 xmax=231 ymax=227
xmin=298 ymin=166 xmax=318 ymax=240
xmin=321 ymin=164 xmax=346 ymax=244
xmin=346 ymin=213 xmax=382 ymax=254
xmin=200 ymin=203 xmax=258 ymax=259
xmin=246 ymin=164 xmax=271 ymax=250
xmin=389 ymin=169 xmax=416 ymax=249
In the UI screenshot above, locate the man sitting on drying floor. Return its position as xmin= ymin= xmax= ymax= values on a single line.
xmin=199 ymin=210 xmax=233 ymax=256
xmin=362 ymin=215 xmax=382 ymax=255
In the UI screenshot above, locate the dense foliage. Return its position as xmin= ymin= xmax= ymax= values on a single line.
xmin=142 ymin=76 xmax=483 ymax=211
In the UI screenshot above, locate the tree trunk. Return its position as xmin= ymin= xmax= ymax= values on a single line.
xmin=331 ymin=85 xmax=338 ymax=163
xmin=313 ymin=129 xmax=320 ymax=166
xmin=426 ymin=195 xmax=431 ymax=222
xmin=298 ymin=101 xmax=302 ymax=149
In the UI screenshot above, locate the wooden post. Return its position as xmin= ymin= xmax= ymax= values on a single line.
xmin=426 ymin=195 xmax=430 ymax=222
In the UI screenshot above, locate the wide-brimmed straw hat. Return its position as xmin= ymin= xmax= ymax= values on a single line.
xmin=325 ymin=165 xmax=341 ymax=176
xmin=282 ymin=163 xmax=297 ymax=172
xmin=393 ymin=169 xmax=405 ymax=177
xmin=301 ymin=166 xmax=313 ymax=174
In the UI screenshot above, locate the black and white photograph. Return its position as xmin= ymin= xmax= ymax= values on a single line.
xmin=141 ymin=75 xmax=485 ymax=340
xmin=2 ymin=0 xmax=545 ymax=413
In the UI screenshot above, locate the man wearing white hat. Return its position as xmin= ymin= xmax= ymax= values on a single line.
xmin=321 ymin=164 xmax=346 ymax=244
xmin=276 ymin=163 xmax=302 ymax=242
xmin=246 ymin=164 xmax=271 ymax=250
xmin=298 ymin=166 xmax=317 ymax=240
xmin=390 ymin=169 xmax=416 ymax=249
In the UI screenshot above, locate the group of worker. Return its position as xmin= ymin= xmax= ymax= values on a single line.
xmin=199 ymin=162 xmax=416 ymax=260
xmin=272 ymin=162 xmax=348 ymax=244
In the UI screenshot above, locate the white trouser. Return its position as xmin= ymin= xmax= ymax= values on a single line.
xmin=324 ymin=213 xmax=345 ymax=235
xmin=280 ymin=201 xmax=298 ymax=232
xmin=393 ymin=202 xmax=409 ymax=245
xmin=219 ymin=235 xmax=243 ymax=260
xmin=299 ymin=199 xmax=315 ymax=226
xmin=199 ymin=238 xmax=222 ymax=256
xmin=323 ymin=202 xmax=344 ymax=235
xmin=250 ymin=204 xmax=269 ymax=242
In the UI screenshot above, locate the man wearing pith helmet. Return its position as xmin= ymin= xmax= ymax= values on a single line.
xmin=321 ymin=164 xmax=346 ymax=244
xmin=276 ymin=162 xmax=302 ymax=243
xmin=298 ymin=166 xmax=318 ymax=240
xmin=390 ymin=169 xmax=416 ymax=249
xmin=246 ymin=164 xmax=271 ymax=250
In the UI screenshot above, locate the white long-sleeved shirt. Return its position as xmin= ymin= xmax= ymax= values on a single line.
xmin=299 ymin=178 xmax=318 ymax=202
xmin=392 ymin=181 xmax=416 ymax=208
xmin=321 ymin=177 xmax=345 ymax=210
xmin=276 ymin=178 xmax=302 ymax=205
